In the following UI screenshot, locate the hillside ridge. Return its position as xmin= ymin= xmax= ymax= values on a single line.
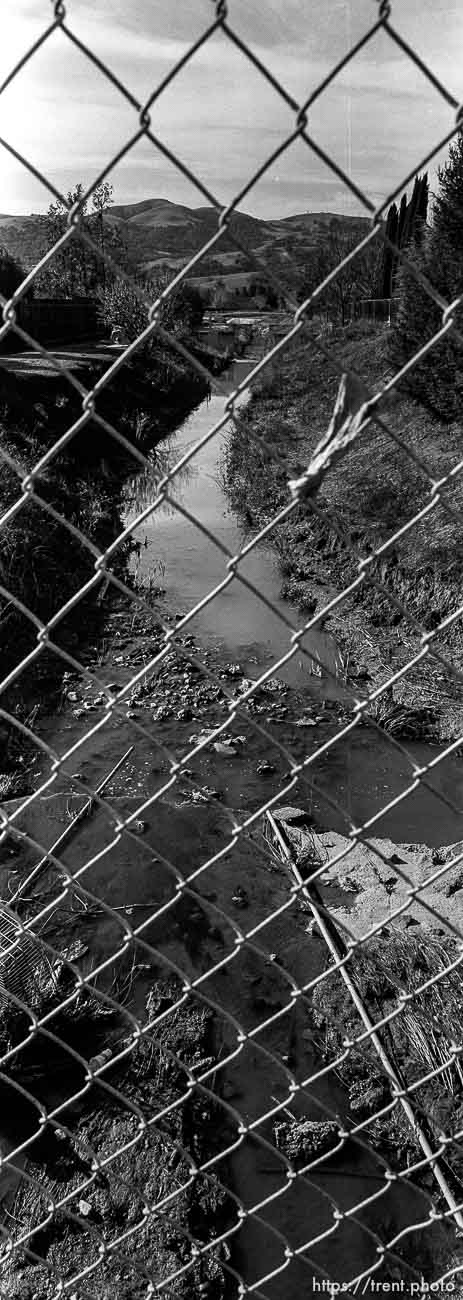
xmin=0 ymin=197 xmax=368 ymax=269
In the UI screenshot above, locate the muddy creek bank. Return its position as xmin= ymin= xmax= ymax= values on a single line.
xmin=3 ymin=354 xmax=462 ymax=1295
xmin=122 ymin=357 xmax=463 ymax=848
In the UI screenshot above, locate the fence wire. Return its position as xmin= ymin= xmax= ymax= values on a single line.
xmin=0 ymin=1 xmax=463 ymax=1296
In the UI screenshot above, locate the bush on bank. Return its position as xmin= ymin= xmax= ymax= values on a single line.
xmin=224 ymin=324 xmax=463 ymax=644
xmin=0 ymin=349 xmax=209 ymax=780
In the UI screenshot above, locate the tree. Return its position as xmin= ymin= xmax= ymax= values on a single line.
xmin=36 ymin=182 xmax=124 ymax=299
xmin=170 ymin=283 xmax=204 ymax=335
xmin=0 ymin=249 xmax=26 ymax=300
xmin=380 ymin=174 xmax=429 ymax=300
xmin=381 ymin=202 xmax=398 ymax=299
xmin=100 ymin=272 xmax=204 ymax=347
xmin=92 ymin=181 xmax=115 ymax=295
xmin=99 ymin=277 xmax=147 ymax=342
xmin=392 ymin=139 xmax=463 ymax=418
xmin=397 ymin=192 xmax=408 ymax=250
xmin=297 ymin=220 xmax=382 ymax=325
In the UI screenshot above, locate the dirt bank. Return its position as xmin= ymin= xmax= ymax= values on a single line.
xmin=224 ymin=322 xmax=463 ymax=742
xmin=0 ymin=348 xmax=212 ymax=802
xmin=2 ymin=333 xmax=463 ymax=1293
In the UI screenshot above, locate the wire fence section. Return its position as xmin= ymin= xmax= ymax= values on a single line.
xmin=0 ymin=1 xmax=463 ymax=1296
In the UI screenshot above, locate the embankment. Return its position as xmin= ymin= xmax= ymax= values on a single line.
xmin=224 ymin=323 xmax=463 ymax=740
xmin=0 ymin=345 xmax=211 ymax=795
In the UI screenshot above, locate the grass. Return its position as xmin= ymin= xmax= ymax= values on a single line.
xmin=0 ymin=352 xmax=209 ymax=790
xmin=223 ymin=320 xmax=463 ymax=730
xmin=312 ymin=926 xmax=463 ymax=1191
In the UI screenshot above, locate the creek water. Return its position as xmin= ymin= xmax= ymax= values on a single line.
xmin=126 ymin=357 xmax=463 ymax=847
xmin=126 ymin=358 xmax=341 ymax=690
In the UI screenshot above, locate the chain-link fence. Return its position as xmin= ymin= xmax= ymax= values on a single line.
xmin=1 ymin=1 xmax=463 ymax=1295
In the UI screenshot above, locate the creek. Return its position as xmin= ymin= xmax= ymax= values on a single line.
xmin=126 ymin=355 xmax=463 ymax=848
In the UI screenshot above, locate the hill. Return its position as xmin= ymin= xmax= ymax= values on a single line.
xmin=0 ymin=199 xmax=370 ymax=307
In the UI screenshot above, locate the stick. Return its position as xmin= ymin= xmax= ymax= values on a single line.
xmin=11 ymin=747 xmax=134 ymax=906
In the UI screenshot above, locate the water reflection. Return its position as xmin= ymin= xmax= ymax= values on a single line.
xmin=121 ymin=362 xmax=343 ymax=696
xmin=125 ymin=437 xmax=197 ymax=519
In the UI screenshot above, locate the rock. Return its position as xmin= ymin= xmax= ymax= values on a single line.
xmin=273 ymin=807 xmax=313 ymax=826
xmin=432 ymin=848 xmax=446 ymax=866
xmin=262 ymin=677 xmax=287 ymax=694
xmin=257 ymin=760 xmax=276 ymax=775
xmin=296 ymin=717 xmax=317 ymax=728
xmin=214 ymin=742 xmax=238 ymax=757
xmin=78 ymin=1199 xmax=92 ymax=1217
xmin=446 ymin=873 xmax=463 ymax=898
xmin=132 ymin=820 xmax=148 ymax=835
xmin=223 ymin=663 xmax=243 ymax=678
xmin=232 ymin=887 xmax=248 ymax=908
xmin=274 ymin=1119 xmax=340 ymax=1163
xmin=337 ymin=875 xmax=362 ymax=893
xmin=381 ymin=875 xmax=398 ymax=892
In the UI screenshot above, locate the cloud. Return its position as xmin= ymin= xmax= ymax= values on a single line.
xmin=0 ymin=0 xmax=461 ymax=218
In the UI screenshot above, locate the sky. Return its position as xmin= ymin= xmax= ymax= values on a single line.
xmin=0 ymin=0 xmax=462 ymax=219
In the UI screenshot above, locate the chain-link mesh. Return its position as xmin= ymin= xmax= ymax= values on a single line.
xmin=1 ymin=2 xmax=463 ymax=1296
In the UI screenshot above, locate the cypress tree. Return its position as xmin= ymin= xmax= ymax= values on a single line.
xmin=397 ymin=194 xmax=408 ymax=248
xmin=401 ymin=177 xmax=421 ymax=248
xmin=413 ymin=174 xmax=429 ymax=246
xmin=392 ymin=137 xmax=463 ymax=418
xmin=432 ymin=135 xmax=463 ymax=253
xmin=391 ymin=193 xmax=409 ymax=293
xmin=381 ymin=202 xmax=398 ymax=299
xmin=417 ymin=174 xmax=429 ymax=223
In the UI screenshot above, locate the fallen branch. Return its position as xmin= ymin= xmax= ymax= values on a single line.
xmin=10 ymin=746 xmax=134 ymax=906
